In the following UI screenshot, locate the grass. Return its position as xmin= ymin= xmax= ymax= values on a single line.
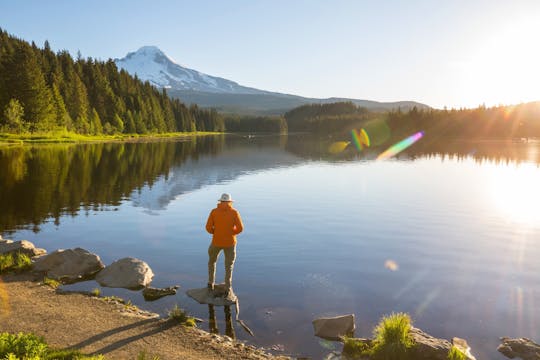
xmin=90 ymin=288 xmax=101 ymax=297
xmin=0 ymin=130 xmax=222 ymax=145
xmin=370 ymin=312 xmax=414 ymax=360
xmin=342 ymin=312 xmax=415 ymax=360
xmin=42 ymin=277 xmax=61 ymax=289
xmin=0 ymin=332 xmax=104 ymax=359
xmin=341 ymin=336 xmax=371 ymax=358
xmin=0 ymin=252 xmax=32 ymax=274
xmin=447 ymin=346 xmax=467 ymax=360
xmin=168 ymin=304 xmax=196 ymax=327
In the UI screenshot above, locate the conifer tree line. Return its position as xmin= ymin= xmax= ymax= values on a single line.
xmin=0 ymin=29 xmax=224 ymax=134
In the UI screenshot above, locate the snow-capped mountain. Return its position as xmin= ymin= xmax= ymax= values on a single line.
xmin=115 ymin=46 xmax=430 ymax=114
xmin=114 ymin=46 xmax=265 ymax=94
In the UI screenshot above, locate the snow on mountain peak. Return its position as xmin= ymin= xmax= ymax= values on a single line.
xmin=115 ymin=46 xmax=264 ymax=94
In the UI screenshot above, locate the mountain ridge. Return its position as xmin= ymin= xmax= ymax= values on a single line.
xmin=115 ymin=46 xmax=430 ymax=114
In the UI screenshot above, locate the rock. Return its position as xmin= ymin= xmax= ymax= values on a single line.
xmin=96 ymin=257 xmax=154 ymax=289
xmin=186 ymin=283 xmax=237 ymax=306
xmin=409 ymin=327 xmax=452 ymax=360
xmin=0 ymin=239 xmax=46 ymax=257
xmin=312 ymin=314 xmax=355 ymax=341
xmin=33 ymin=248 xmax=104 ymax=282
xmin=142 ymin=285 xmax=179 ymax=301
xmin=498 ymin=337 xmax=540 ymax=360
xmin=453 ymin=337 xmax=477 ymax=360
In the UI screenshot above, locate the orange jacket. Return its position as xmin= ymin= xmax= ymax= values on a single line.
xmin=206 ymin=202 xmax=244 ymax=247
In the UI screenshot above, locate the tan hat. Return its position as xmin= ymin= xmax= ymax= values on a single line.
xmin=219 ymin=193 xmax=233 ymax=202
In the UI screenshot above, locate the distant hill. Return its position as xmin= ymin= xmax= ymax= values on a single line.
xmin=115 ymin=46 xmax=430 ymax=115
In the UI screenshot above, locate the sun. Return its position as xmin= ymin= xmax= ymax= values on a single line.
xmin=459 ymin=15 xmax=540 ymax=107
xmin=488 ymin=162 xmax=540 ymax=226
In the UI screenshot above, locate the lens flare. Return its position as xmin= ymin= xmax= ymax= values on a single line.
xmin=384 ymin=259 xmax=399 ymax=271
xmin=377 ymin=131 xmax=425 ymax=160
xmin=351 ymin=128 xmax=370 ymax=151
xmin=0 ymin=278 xmax=10 ymax=318
xmin=328 ymin=141 xmax=350 ymax=154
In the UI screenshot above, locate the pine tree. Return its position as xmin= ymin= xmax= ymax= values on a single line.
xmin=2 ymin=44 xmax=55 ymax=131
xmin=2 ymin=98 xmax=26 ymax=133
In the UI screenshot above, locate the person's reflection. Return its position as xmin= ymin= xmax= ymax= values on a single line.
xmin=207 ymin=304 xmax=235 ymax=339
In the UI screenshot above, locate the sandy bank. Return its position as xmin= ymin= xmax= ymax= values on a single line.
xmin=0 ymin=272 xmax=288 ymax=360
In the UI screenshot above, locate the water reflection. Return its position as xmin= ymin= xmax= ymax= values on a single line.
xmin=1 ymin=135 xmax=539 ymax=233
xmin=208 ymin=304 xmax=236 ymax=339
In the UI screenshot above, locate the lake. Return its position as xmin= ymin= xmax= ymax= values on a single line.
xmin=1 ymin=134 xmax=540 ymax=359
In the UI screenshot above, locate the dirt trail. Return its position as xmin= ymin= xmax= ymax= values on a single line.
xmin=0 ymin=273 xmax=287 ymax=360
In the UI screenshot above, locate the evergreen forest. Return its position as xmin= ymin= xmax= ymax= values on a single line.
xmin=0 ymin=29 xmax=224 ymax=135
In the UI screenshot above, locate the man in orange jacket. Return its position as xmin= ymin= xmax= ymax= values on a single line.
xmin=205 ymin=193 xmax=244 ymax=295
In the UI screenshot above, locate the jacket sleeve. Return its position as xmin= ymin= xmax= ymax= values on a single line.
xmin=233 ymin=211 xmax=244 ymax=235
xmin=205 ymin=211 xmax=214 ymax=234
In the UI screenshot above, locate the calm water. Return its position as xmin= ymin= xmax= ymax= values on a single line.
xmin=1 ymin=135 xmax=540 ymax=359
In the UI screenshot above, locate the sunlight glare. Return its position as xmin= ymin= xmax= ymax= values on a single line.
xmin=489 ymin=163 xmax=540 ymax=226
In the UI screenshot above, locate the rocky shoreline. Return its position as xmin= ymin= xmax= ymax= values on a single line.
xmin=1 ymin=236 xmax=539 ymax=360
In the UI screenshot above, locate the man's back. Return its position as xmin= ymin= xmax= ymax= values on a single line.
xmin=206 ymin=202 xmax=243 ymax=247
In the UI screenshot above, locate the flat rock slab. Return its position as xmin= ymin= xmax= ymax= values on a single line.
xmin=142 ymin=286 xmax=179 ymax=301
xmin=186 ymin=284 xmax=237 ymax=306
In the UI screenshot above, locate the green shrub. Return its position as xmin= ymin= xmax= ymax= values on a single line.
xmin=168 ymin=304 xmax=196 ymax=327
xmin=0 ymin=253 xmax=14 ymax=273
xmin=0 ymin=332 xmax=105 ymax=359
xmin=447 ymin=346 xmax=467 ymax=360
xmin=14 ymin=253 xmax=32 ymax=272
xmin=371 ymin=312 xmax=414 ymax=360
xmin=0 ymin=253 xmax=32 ymax=273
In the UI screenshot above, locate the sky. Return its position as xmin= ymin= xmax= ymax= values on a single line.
xmin=1 ymin=0 xmax=539 ymax=109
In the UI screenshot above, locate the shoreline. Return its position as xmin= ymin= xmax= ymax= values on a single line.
xmin=0 ymin=131 xmax=223 ymax=146
xmin=0 ymin=271 xmax=288 ymax=360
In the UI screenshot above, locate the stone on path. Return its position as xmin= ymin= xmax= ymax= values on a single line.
xmin=186 ymin=283 xmax=237 ymax=306
xmin=33 ymin=248 xmax=103 ymax=282
xmin=0 ymin=239 xmax=46 ymax=257
xmin=498 ymin=337 xmax=540 ymax=360
xmin=96 ymin=257 xmax=154 ymax=289
xmin=142 ymin=286 xmax=179 ymax=301
xmin=312 ymin=314 xmax=355 ymax=341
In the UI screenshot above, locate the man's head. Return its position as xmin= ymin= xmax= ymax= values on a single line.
xmin=219 ymin=193 xmax=233 ymax=203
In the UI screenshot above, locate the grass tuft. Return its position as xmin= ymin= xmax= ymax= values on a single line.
xmin=341 ymin=336 xmax=371 ymax=358
xmin=0 ymin=252 xmax=32 ymax=274
xmin=90 ymin=288 xmax=101 ymax=297
xmin=168 ymin=304 xmax=196 ymax=327
xmin=370 ymin=312 xmax=414 ymax=360
xmin=447 ymin=346 xmax=467 ymax=360
xmin=43 ymin=277 xmax=61 ymax=289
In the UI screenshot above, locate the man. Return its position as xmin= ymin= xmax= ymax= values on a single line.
xmin=205 ymin=193 xmax=244 ymax=295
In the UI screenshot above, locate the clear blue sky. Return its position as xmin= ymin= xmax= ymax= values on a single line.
xmin=1 ymin=0 xmax=539 ymax=108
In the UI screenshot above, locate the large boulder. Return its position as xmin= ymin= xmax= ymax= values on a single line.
xmin=312 ymin=314 xmax=355 ymax=341
xmin=498 ymin=337 xmax=540 ymax=360
xmin=33 ymin=248 xmax=104 ymax=282
xmin=0 ymin=239 xmax=46 ymax=257
xmin=95 ymin=257 xmax=154 ymax=289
